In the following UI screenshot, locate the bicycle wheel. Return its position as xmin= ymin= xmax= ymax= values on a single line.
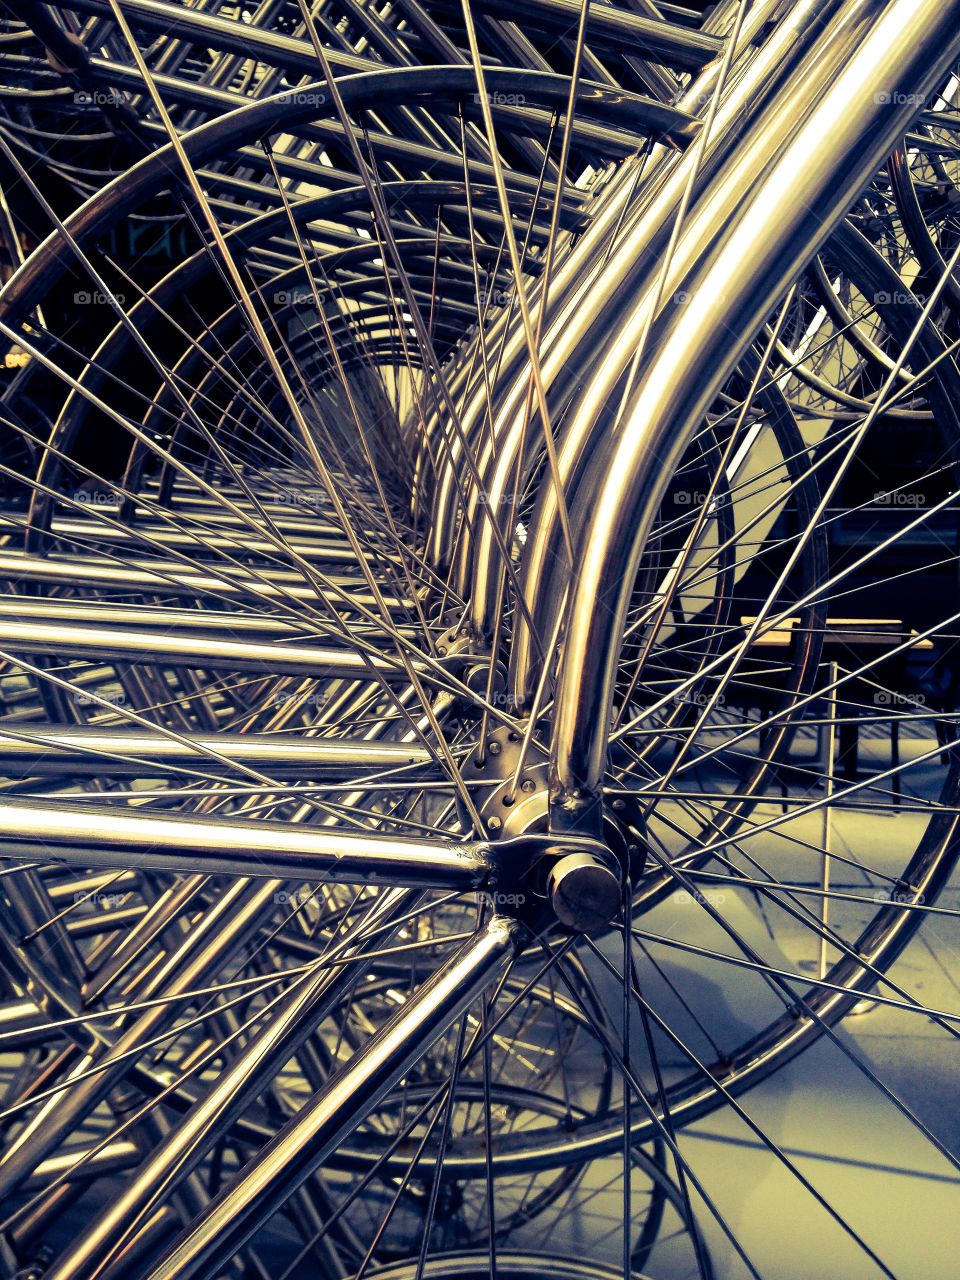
xmin=0 ymin=1 xmax=958 ymax=1278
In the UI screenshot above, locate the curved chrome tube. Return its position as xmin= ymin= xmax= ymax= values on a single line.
xmin=545 ymin=0 xmax=960 ymax=810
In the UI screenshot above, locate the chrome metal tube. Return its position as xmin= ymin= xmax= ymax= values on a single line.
xmin=140 ymin=916 xmax=522 ymax=1280
xmin=0 ymin=795 xmax=491 ymax=887
xmin=548 ymin=0 xmax=960 ymax=802
xmin=0 ymin=877 xmax=281 ymax=1200
xmin=0 ymin=616 xmax=421 ymax=681
xmin=43 ymin=888 xmax=418 ymax=1280
xmin=0 ymin=549 xmax=393 ymax=607
xmin=0 ymin=726 xmax=436 ymax=778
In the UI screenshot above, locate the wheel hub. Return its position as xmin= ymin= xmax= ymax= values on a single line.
xmin=462 ymin=724 xmax=624 ymax=932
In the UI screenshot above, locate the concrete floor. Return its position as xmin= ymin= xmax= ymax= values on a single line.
xmin=531 ymin=729 xmax=960 ymax=1280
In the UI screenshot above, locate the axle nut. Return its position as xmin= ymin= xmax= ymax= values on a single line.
xmin=548 ymin=852 xmax=621 ymax=933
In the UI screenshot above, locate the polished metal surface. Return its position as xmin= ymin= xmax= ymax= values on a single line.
xmin=0 ymin=0 xmax=957 ymax=1274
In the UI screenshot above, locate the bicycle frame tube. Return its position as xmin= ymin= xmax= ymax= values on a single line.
xmin=425 ymin=0 xmax=785 ymax=590
xmin=138 ymin=915 xmax=523 ymax=1280
xmin=503 ymin=0 xmax=857 ymax=701
xmin=0 ymin=795 xmax=492 ymax=886
xmin=547 ymin=0 xmax=960 ymax=813
xmin=42 ymin=886 xmax=420 ymax=1280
